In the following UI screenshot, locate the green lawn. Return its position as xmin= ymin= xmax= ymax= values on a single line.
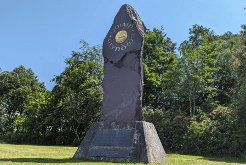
xmin=0 ymin=143 xmax=246 ymax=165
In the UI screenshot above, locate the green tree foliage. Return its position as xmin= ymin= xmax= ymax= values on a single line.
xmin=22 ymin=90 xmax=57 ymax=144
xmin=0 ymin=41 xmax=104 ymax=145
xmin=184 ymin=106 xmax=237 ymax=156
xmin=143 ymin=25 xmax=246 ymax=157
xmin=231 ymin=25 xmax=246 ymax=131
xmin=144 ymin=108 xmax=188 ymax=151
xmin=143 ymin=27 xmax=181 ymax=110
xmin=50 ymin=40 xmax=104 ymax=145
xmin=211 ymin=31 xmax=238 ymax=106
xmin=0 ymin=65 xmax=44 ymax=143
xmin=178 ymin=25 xmax=224 ymax=115
xmin=2 ymin=24 xmax=246 ymax=157
xmin=0 ymin=67 xmax=3 ymax=134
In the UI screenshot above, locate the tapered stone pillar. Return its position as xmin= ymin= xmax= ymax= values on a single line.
xmin=73 ymin=4 xmax=167 ymax=164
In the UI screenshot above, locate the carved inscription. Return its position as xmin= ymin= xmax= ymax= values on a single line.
xmin=108 ymin=22 xmax=135 ymax=51
xmin=92 ymin=130 xmax=132 ymax=146
xmin=88 ymin=149 xmax=130 ymax=158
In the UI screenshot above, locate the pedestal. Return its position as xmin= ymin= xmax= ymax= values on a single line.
xmin=73 ymin=121 xmax=168 ymax=164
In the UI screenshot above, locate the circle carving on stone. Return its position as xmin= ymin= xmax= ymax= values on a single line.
xmin=115 ymin=30 xmax=127 ymax=43
xmin=107 ymin=22 xmax=135 ymax=52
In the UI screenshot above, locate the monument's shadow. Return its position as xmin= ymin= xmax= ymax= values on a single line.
xmin=0 ymin=157 xmax=95 ymax=164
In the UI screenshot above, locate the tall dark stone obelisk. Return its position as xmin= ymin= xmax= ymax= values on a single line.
xmin=99 ymin=4 xmax=145 ymax=122
xmin=73 ymin=4 xmax=167 ymax=163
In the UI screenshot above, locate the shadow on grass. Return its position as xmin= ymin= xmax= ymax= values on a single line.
xmin=0 ymin=158 xmax=100 ymax=164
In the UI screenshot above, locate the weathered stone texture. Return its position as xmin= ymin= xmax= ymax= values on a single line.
xmin=73 ymin=4 xmax=168 ymax=164
xmin=99 ymin=4 xmax=146 ymax=122
xmin=73 ymin=121 xmax=168 ymax=164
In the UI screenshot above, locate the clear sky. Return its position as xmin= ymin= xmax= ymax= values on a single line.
xmin=1 ymin=0 xmax=245 ymax=91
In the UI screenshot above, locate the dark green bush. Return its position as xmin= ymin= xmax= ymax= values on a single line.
xmin=184 ymin=106 xmax=236 ymax=156
xmin=72 ymin=138 xmax=81 ymax=146
xmin=143 ymin=108 xmax=188 ymax=152
xmin=143 ymin=105 xmax=245 ymax=157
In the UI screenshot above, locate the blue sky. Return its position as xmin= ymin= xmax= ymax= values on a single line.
xmin=1 ymin=0 xmax=245 ymax=91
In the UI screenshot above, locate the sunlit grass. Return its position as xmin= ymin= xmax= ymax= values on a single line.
xmin=0 ymin=143 xmax=246 ymax=164
xmin=165 ymin=153 xmax=246 ymax=165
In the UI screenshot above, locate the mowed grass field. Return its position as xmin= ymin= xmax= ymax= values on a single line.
xmin=0 ymin=143 xmax=246 ymax=165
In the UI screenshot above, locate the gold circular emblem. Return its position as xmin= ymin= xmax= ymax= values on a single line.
xmin=115 ymin=30 xmax=127 ymax=43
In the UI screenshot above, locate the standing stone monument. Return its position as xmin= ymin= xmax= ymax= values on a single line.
xmin=73 ymin=4 xmax=168 ymax=164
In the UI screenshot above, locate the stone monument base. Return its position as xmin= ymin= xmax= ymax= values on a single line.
xmin=73 ymin=121 xmax=168 ymax=164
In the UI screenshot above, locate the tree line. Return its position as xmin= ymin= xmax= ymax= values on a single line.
xmin=1 ymin=24 xmax=246 ymax=156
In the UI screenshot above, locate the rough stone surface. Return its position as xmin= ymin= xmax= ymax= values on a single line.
xmin=73 ymin=4 xmax=168 ymax=164
xmin=99 ymin=4 xmax=146 ymax=122
xmin=73 ymin=121 xmax=168 ymax=164
xmin=143 ymin=122 xmax=168 ymax=163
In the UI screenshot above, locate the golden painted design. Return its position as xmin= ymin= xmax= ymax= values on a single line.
xmin=115 ymin=30 xmax=127 ymax=43
xmin=108 ymin=23 xmax=134 ymax=51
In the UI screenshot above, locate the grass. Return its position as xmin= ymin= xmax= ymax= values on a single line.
xmin=0 ymin=143 xmax=246 ymax=165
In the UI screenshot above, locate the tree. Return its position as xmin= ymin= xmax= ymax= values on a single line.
xmin=0 ymin=65 xmax=44 ymax=142
xmin=143 ymin=27 xmax=181 ymax=110
xmin=178 ymin=24 xmax=223 ymax=115
xmin=211 ymin=31 xmax=238 ymax=106
xmin=51 ymin=40 xmax=104 ymax=144
xmin=231 ymin=25 xmax=246 ymax=125
xmin=62 ymin=89 xmax=103 ymax=142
